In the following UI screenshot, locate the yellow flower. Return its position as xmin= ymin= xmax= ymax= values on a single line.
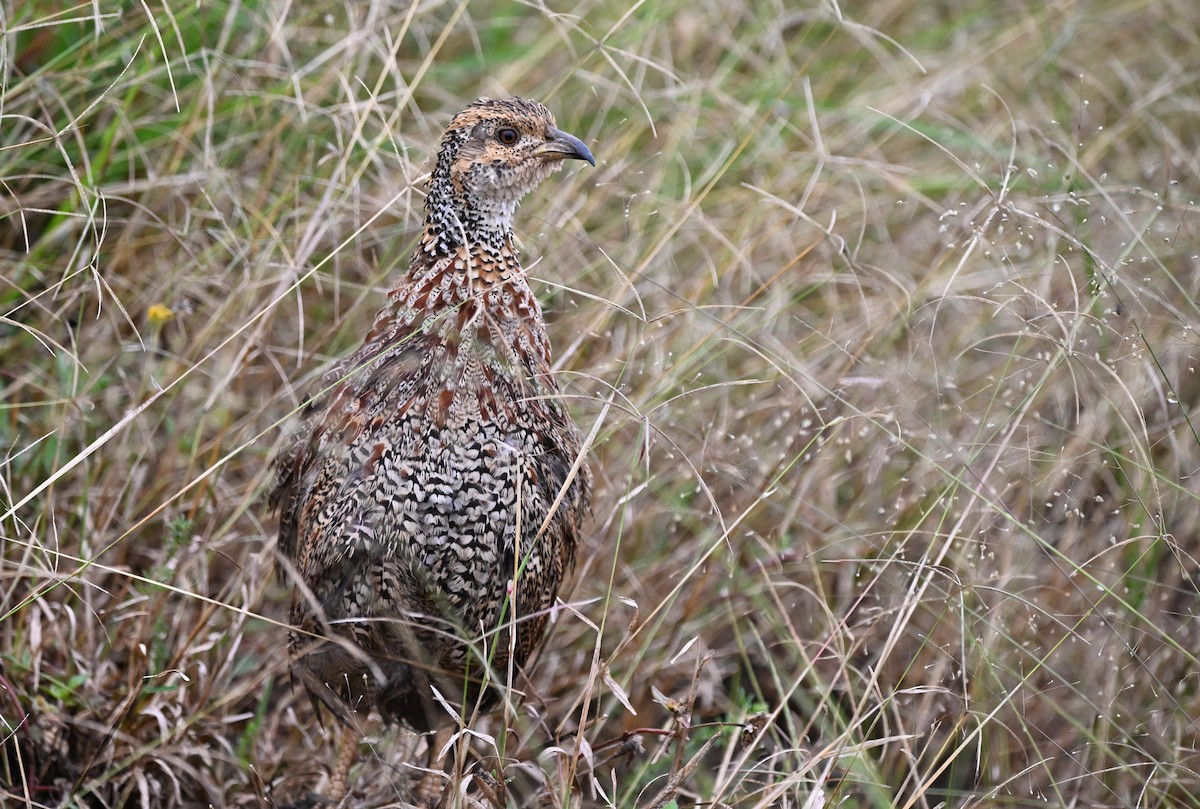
xmin=147 ymin=303 xmax=174 ymax=325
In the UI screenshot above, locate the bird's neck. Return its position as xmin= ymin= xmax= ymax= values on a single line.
xmin=409 ymin=180 xmax=527 ymax=293
xmin=420 ymin=177 xmax=518 ymax=255
xmin=378 ymin=217 xmax=548 ymax=371
xmin=356 ymin=191 xmax=550 ymax=380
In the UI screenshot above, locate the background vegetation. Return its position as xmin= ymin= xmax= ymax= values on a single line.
xmin=2 ymin=0 xmax=1198 ymax=806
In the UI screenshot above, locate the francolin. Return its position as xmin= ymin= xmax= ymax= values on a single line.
xmin=271 ymin=96 xmax=594 ymax=798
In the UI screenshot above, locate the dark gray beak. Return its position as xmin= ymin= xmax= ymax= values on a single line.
xmin=537 ymin=125 xmax=596 ymax=166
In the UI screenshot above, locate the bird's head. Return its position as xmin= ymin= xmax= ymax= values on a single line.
xmin=423 ymin=97 xmax=595 ymax=250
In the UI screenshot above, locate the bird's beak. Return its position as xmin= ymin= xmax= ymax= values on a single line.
xmin=537 ymin=126 xmax=596 ymax=166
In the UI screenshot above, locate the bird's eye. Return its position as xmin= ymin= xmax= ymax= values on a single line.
xmin=496 ymin=127 xmax=519 ymax=145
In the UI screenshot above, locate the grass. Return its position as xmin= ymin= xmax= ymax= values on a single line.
xmin=2 ymin=0 xmax=1199 ymax=806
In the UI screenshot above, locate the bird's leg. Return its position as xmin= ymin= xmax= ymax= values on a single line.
xmin=411 ymin=725 xmax=454 ymax=806
xmin=427 ymin=724 xmax=453 ymax=770
xmin=326 ymin=723 xmax=358 ymax=803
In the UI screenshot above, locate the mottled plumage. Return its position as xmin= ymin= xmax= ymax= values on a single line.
xmin=272 ymin=97 xmax=594 ymax=732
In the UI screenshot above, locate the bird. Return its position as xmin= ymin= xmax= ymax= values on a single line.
xmin=270 ymin=96 xmax=594 ymax=799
